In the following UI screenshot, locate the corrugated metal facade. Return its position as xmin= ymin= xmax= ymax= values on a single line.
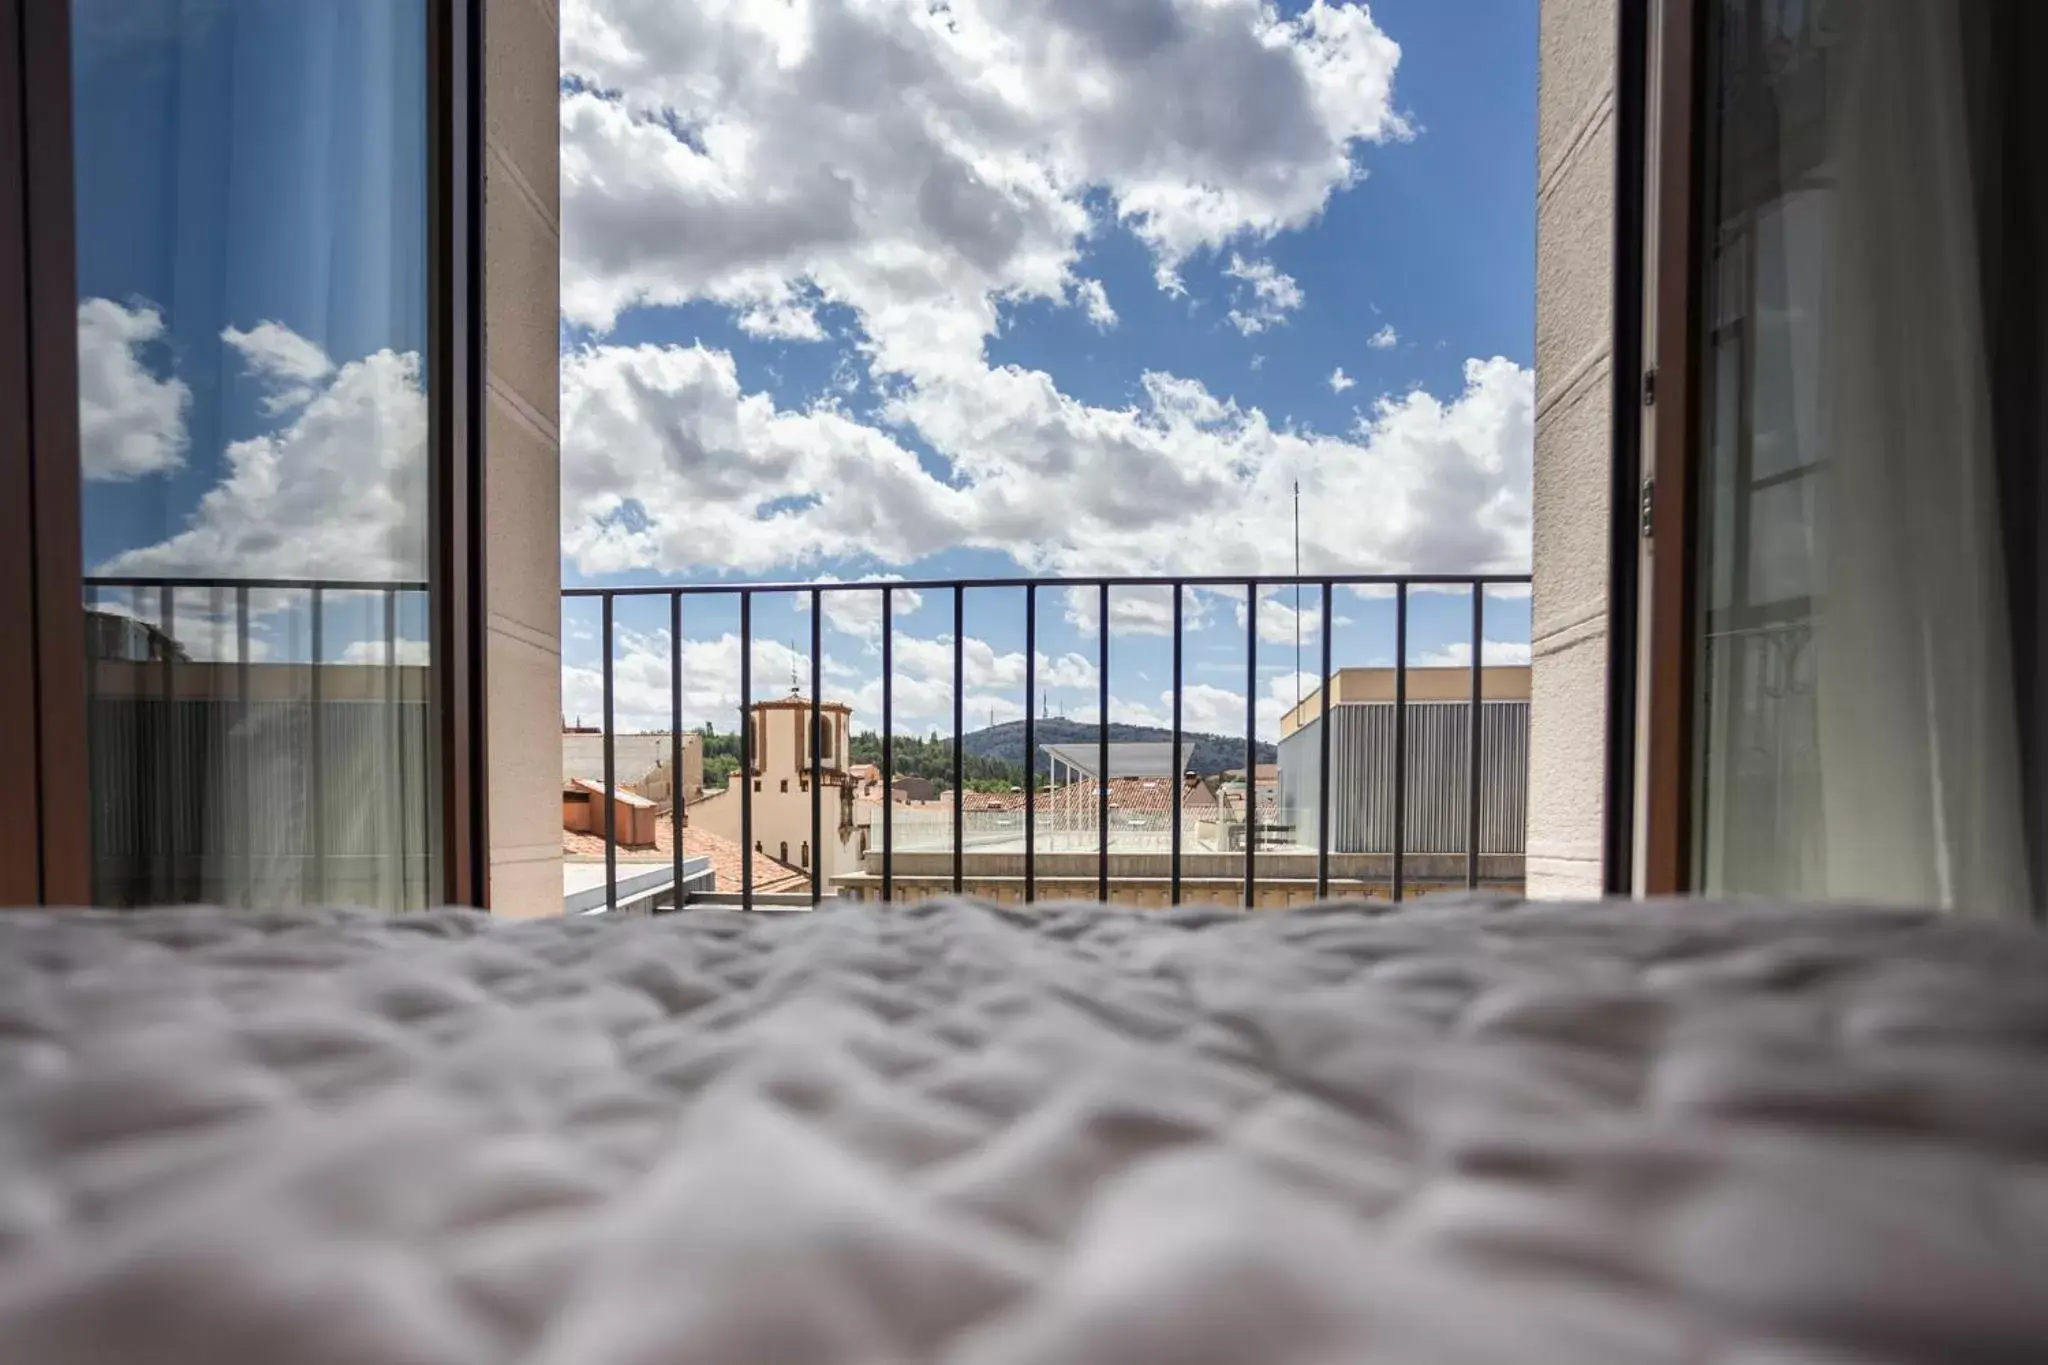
xmin=1276 ymin=701 xmax=1529 ymax=854
xmin=89 ymin=698 xmax=435 ymax=908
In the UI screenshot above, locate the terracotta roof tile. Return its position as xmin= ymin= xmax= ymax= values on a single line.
xmin=564 ymin=815 xmax=808 ymax=894
xmin=564 ymin=778 xmax=656 ymax=809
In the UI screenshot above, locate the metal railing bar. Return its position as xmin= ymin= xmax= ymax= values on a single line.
xmin=1394 ymin=584 xmax=1408 ymax=903
xmin=159 ymin=585 xmax=176 ymax=904
xmin=739 ymin=590 xmax=754 ymax=907
xmin=236 ymin=586 xmax=252 ymax=906
xmin=1097 ymin=582 xmax=1109 ymax=903
xmin=601 ymin=591 xmax=617 ymax=915
xmin=952 ymin=585 xmax=964 ymax=895
xmin=383 ymin=587 xmax=401 ymax=911
xmin=881 ymin=586 xmax=893 ymax=904
xmin=811 ymin=587 xmax=824 ymax=907
xmin=564 ymin=572 xmax=1531 ymax=599
xmin=1468 ymin=588 xmax=1484 ymax=890
xmin=1243 ymin=582 xmax=1256 ymax=911
xmin=87 ymin=575 xmax=429 ymax=592
xmin=309 ymin=586 xmax=325 ymax=904
xmin=1170 ymin=584 xmax=1183 ymax=908
xmin=670 ymin=591 xmax=684 ymax=911
xmin=1024 ymin=584 xmax=1036 ymax=904
xmin=1316 ymin=580 xmax=1333 ymax=899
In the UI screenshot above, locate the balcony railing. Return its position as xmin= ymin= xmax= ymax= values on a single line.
xmin=82 ymin=575 xmax=433 ymax=908
xmin=565 ymin=574 xmax=1532 ymax=914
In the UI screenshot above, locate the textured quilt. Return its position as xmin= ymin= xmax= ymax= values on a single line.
xmin=0 ymin=899 xmax=2045 ymax=1364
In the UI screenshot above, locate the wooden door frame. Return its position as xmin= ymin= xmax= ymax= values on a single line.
xmin=1 ymin=0 xmax=487 ymax=908
xmin=1639 ymin=0 xmax=1706 ymax=895
xmin=0 ymin=0 xmax=90 ymax=906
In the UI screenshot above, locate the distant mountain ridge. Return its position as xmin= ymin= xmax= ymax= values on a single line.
xmin=960 ymin=718 xmax=1275 ymax=777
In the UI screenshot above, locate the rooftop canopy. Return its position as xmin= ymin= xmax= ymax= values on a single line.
xmin=1040 ymin=741 xmax=1194 ymax=780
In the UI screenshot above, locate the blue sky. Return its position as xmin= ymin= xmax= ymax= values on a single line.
xmin=70 ymin=0 xmax=1536 ymax=735
xmin=72 ymin=0 xmax=432 ymax=664
xmin=556 ymin=0 xmax=1537 ymax=739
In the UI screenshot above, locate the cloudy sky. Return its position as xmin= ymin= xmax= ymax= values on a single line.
xmin=72 ymin=0 xmax=1536 ymax=743
xmin=558 ymin=0 xmax=1538 ymax=739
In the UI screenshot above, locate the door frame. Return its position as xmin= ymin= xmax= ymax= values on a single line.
xmin=1636 ymin=0 xmax=1706 ymax=895
xmin=0 ymin=0 xmax=89 ymax=906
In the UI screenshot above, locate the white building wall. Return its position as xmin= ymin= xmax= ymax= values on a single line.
xmin=1528 ymin=0 xmax=1619 ymax=897
xmin=482 ymin=0 xmax=564 ymax=917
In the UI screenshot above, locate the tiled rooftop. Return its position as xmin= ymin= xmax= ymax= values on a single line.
xmin=563 ymin=815 xmax=808 ymax=893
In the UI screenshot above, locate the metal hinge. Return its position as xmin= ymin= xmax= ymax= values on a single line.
xmin=1640 ymin=475 xmax=1656 ymax=541
xmin=1642 ymin=366 xmax=1657 ymax=407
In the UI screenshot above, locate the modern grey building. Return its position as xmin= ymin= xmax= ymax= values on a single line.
xmin=1276 ymin=667 xmax=1531 ymax=856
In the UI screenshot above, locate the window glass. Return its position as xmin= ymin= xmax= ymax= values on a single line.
xmin=72 ymin=0 xmax=435 ymax=908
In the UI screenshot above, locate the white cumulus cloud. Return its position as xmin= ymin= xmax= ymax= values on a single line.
xmin=1368 ymin=323 xmax=1398 ymax=349
xmin=77 ymin=298 xmax=190 ymax=482
xmin=1073 ymin=278 xmax=1118 ymax=330
xmin=1416 ymin=639 xmax=1533 ymax=668
xmin=100 ymin=321 xmax=428 ymax=585
xmin=1223 ymin=253 xmax=1305 ymax=335
xmin=1328 ymin=366 xmax=1355 ymax=392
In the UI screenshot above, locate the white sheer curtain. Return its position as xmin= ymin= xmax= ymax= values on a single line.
xmin=1809 ymin=1 xmax=2030 ymax=913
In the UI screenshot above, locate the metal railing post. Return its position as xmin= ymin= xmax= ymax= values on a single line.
xmin=670 ymin=591 xmax=683 ymax=910
xmin=1170 ymin=585 xmax=1183 ymax=907
xmin=811 ymin=587 xmax=824 ymax=906
xmin=1244 ymin=583 xmax=1256 ymax=910
xmin=1097 ymin=582 xmax=1110 ymax=902
xmin=1316 ymin=581 xmax=1333 ymax=899
xmin=159 ymin=585 xmax=177 ymax=904
xmin=1393 ymin=583 xmax=1408 ymax=902
xmin=952 ymin=584 xmax=964 ymax=895
xmin=601 ymin=591 xmax=616 ymax=914
xmin=236 ymin=586 xmax=253 ymax=906
xmin=1468 ymin=585 xmax=1484 ymax=890
xmin=739 ymin=590 xmax=753 ymax=907
xmin=308 ymin=586 xmax=324 ymax=904
xmin=383 ymin=587 xmax=401 ymax=910
xmin=1024 ymin=585 xmax=1036 ymax=904
xmin=881 ymin=586 xmax=893 ymax=903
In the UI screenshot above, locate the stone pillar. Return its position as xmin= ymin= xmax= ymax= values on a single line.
xmin=482 ymin=0 xmax=563 ymax=916
xmin=1528 ymin=0 xmax=1618 ymax=897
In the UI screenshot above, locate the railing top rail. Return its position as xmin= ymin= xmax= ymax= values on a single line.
xmin=563 ymin=571 xmax=1531 ymax=599
xmin=84 ymin=576 xmax=430 ymax=593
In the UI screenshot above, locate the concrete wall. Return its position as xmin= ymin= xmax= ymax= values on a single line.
xmin=562 ymin=731 xmax=701 ymax=796
xmin=1528 ymin=0 xmax=1618 ymax=898
xmin=482 ymin=0 xmax=564 ymax=916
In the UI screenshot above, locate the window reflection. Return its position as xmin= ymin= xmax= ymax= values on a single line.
xmin=72 ymin=0 xmax=435 ymax=909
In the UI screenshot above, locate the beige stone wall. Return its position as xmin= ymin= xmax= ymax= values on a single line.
xmin=685 ymin=703 xmax=866 ymax=879
xmin=482 ymin=0 xmax=563 ymax=917
xmin=1528 ymin=0 xmax=1618 ymax=898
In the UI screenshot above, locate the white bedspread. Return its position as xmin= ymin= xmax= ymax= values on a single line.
xmin=1 ymin=899 xmax=2045 ymax=1364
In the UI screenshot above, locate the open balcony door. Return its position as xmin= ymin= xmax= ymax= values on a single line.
xmin=1636 ymin=0 xmax=2048 ymax=919
xmin=0 ymin=0 xmax=489 ymax=911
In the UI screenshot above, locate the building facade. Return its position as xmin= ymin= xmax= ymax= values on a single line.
xmin=687 ymin=693 xmax=866 ymax=881
xmin=1276 ymin=666 xmax=1532 ymax=859
xmin=2 ymin=0 xmax=563 ymax=913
